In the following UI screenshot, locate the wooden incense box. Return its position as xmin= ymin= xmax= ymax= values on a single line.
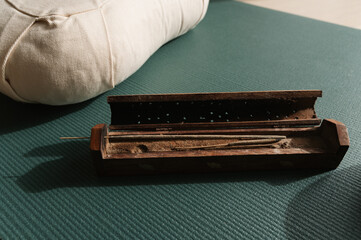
xmin=90 ymin=90 xmax=349 ymax=176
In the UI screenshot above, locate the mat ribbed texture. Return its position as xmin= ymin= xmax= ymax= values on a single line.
xmin=1 ymin=1 xmax=361 ymax=239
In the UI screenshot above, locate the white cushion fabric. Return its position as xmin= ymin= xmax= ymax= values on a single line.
xmin=0 ymin=0 xmax=209 ymax=105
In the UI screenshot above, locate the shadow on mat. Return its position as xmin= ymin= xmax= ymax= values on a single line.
xmin=285 ymin=164 xmax=361 ymax=239
xmin=16 ymin=140 xmax=325 ymax=193
xmin=0 ymin=94 xmax=95 ymax=135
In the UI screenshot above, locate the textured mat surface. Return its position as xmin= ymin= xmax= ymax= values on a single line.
xmin=1 ymin=1 xmax=361 ymax=239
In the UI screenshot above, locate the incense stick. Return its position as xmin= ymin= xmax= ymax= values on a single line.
xmin=59 ymin=137 xmax=90 ymax=140
xmin=60 ymin=134 xmax=286 ymax=143
xmin=174 ymin=138 xmax=281 ymax=150
xmin=103 ymin=134 xmax=286 ymax=140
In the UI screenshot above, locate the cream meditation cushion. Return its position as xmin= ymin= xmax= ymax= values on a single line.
xmin=0 ymin=0 xmax=209 ymax=105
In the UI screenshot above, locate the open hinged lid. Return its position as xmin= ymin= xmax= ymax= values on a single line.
xmin=107 ymin=90 xmax=322 ymax=130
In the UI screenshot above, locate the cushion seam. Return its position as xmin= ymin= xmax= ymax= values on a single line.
xmin=99 ymin=6 xmax=114 ymax=88
xmin=6 ymin=0 xmax=112 ymax=18
xmin=2 ymin=17 xmax=37 ymax=103
xmin=192 ymin=0 xmax=208 ymax=29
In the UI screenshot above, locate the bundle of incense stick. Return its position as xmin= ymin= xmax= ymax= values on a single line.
xmin=60 ymin=134 xmax=286 ymax=141
xmin=173 ymin=138 xmax=282 ymax=150
xmin=103 ymin=134 xmax=286 ymax=140
xmin=60 ymin=134 xmax=286 ymax=151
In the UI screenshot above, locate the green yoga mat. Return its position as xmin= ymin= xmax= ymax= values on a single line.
xmin=1 ymin=0 xmax=361 ymax=239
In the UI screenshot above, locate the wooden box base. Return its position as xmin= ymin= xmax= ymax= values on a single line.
xmin=90 ymin=119 xmax=349 ymax=176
